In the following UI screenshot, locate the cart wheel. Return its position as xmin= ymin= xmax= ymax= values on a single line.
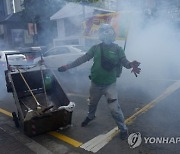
xmin=12 ymin=112 xmax=19 ymax=128
xmin=6 ymin=82 xmax=13 ymax=92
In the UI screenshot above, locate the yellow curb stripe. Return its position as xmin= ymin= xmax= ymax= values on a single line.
xmin=48 ymin=131 xmax=82 ymax=147
xmin=0 ymin=107 xmax=82 ymax=147
xmin=0 ymin=108 xmax=12 ymax=117
xmin=125 ymin=80 xmax=180 ymax=125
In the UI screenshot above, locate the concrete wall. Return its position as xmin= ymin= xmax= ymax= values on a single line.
xmin=53 ymin=16 xmax=83 ymax=46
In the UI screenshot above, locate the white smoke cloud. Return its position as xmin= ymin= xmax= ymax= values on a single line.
xmin=113 ymin=1 xmax=180 ymax=98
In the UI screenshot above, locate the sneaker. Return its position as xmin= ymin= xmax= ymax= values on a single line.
xmin=120 ymin=130 xmax=129 ymax=140
xmin=81 ymin=117 xmax=94 ymax=127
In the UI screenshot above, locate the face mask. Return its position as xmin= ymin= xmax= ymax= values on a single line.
xmin=103 ymin=34 xmax=114 ymax=44
xmin=99 ymin=28 xmax=115 ymax=44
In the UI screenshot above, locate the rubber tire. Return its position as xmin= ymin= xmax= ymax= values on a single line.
xmin=12 ymin=112 xmax=19 ymax=128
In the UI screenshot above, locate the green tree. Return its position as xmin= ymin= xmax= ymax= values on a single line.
xmin=66 ymin=0 xmax=105 ymax=7
xmin=66 ymin=0 xmax=100 ymax=3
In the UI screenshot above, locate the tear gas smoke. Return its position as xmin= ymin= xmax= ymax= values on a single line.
xmin=1 ymin=1 xmax=180 ymax=111
xmin=119 ymin=4 xmax=180 ymax=99
xmin=53 ymin=1 xmax=180 ymax=100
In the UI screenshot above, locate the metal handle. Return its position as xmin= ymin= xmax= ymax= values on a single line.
xmin=17 ymin=67 xmax=41 ymax=106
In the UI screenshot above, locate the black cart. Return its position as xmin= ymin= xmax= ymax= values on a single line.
xmin=4 ymin=51 xmax=74 ymax=136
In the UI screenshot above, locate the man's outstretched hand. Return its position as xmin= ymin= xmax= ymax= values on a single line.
xmin=129 ymin=60 xmax=141 ymax=77
xmin=58 ymin=65 xmax=69 ymax=72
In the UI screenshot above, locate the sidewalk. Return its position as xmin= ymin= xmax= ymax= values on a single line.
xmin=0 ymin=112 xmax=52 ymax=154
xmin=0 ymin=128 xmax=35 ymax=154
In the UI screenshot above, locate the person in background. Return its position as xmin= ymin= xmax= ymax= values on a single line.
xmin=58 ymin=24 xmax=141 ymax=140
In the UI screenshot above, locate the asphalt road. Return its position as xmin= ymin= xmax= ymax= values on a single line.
xmin=0 ymin=70 xmax=180 ymax=154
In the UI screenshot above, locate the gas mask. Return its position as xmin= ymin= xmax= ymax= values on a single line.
xmin=98 ymin=24 xmax=115 ymax=45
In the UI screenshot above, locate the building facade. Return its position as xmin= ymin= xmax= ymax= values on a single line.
xmin=0 ymin=0 xmax=26 ymax=49
xmin=50 ymin=2 xmax=115 ymax=48
xmin=5 ymin=0 xmax=24 ymax=14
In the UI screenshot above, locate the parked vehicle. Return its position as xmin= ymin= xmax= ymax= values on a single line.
xmin=18 ymin=46 xmax=47 ymax=61
xmin=44 ymin=45 xmax=84 ymax=56
xmin=0 ymin=50 xmax=26 ymax=71
xmin=35 ymin=45 xmax=91 ymax=74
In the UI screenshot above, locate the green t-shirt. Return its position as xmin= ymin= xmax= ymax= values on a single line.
xmin=87 ymin=43 xmax=126 ymax=85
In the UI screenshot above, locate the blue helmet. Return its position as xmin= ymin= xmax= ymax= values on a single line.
xmin=98 ymin=24 xmax=115 ymax=44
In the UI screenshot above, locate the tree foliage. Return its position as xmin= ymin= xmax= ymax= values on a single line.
xmin=66 ymin=0 xmax=100 ymax=3
xmin=65 ymin=0 xmax=104 ymax=7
